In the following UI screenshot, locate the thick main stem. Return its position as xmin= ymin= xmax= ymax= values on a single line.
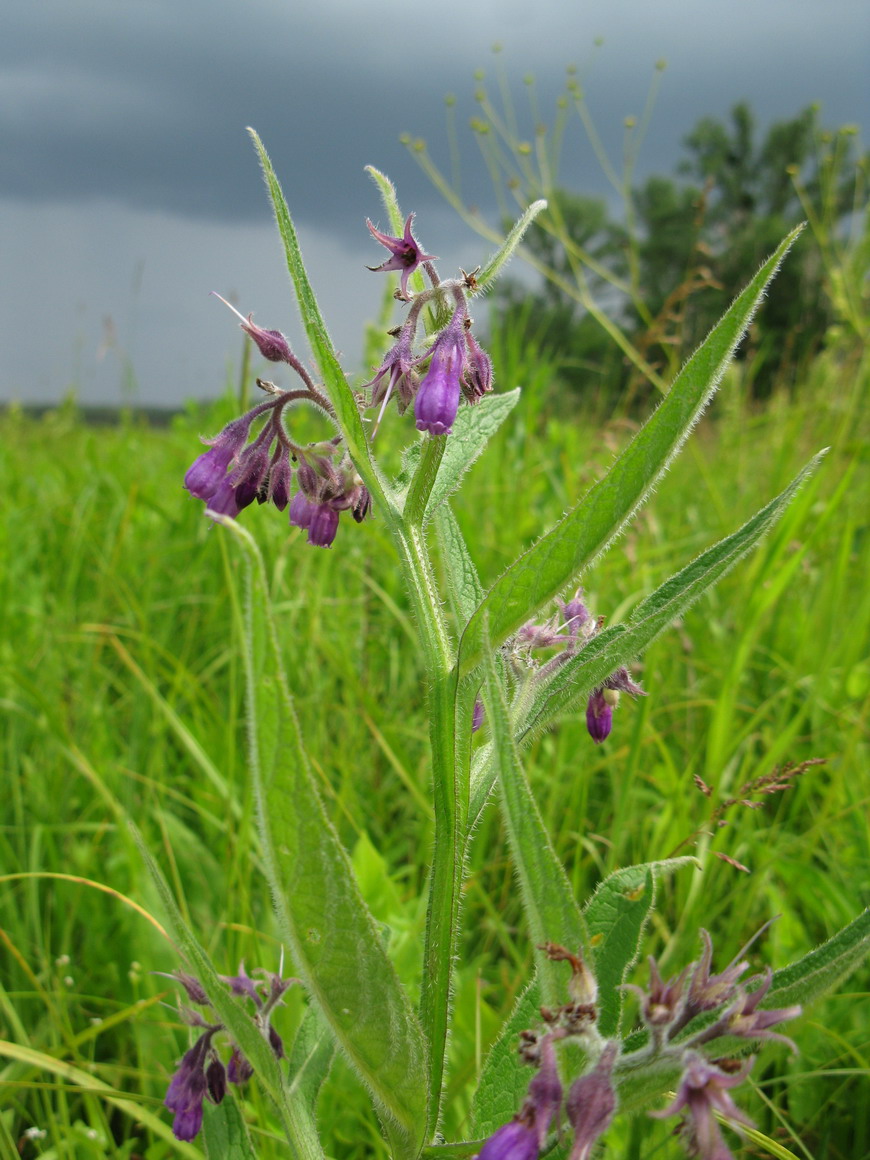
xmin=391 ymin=521 xmax=467 ymax=1139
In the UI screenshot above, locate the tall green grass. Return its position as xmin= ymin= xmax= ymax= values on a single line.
xmin=1 ymin=335 xmax=867 ymax=1157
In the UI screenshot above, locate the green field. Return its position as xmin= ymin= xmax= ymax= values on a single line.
xmin=1 ymin=329 xmax=868 ymax=1157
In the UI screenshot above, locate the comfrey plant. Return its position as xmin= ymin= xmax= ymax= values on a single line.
xmin=136 ymin=130 xmax=870 ymax=1158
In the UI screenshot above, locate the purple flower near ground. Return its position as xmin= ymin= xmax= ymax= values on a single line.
xmin=227 ymin=1046 xmax=254 ymax=1085
xmin=184 ymin=415 xmax=254 ymax=501
xmin=651 ymin=1052 xmax=755 ymax=1160
xmin=477 ymin=1119 xmax=540 ymax=1160
xmin=586 ymin=689 xmax=614 ymax=744
xmin=566 ymin=1042 xmax=618 ymax=1160
xmin=366 ymin=214 xmax=437 ymax=299
xmin=415 ymin=315 xmax=466 ymax=435
xmin=164 ymin=1034 xmax=219 ymax=1142
xmin=686 ymin=930 xmax=751 ymax=1016
xmin=725 ymin=969 xmax=801 ymax=1049
xmin=220 ymin=963 xmax=262 ymax=1005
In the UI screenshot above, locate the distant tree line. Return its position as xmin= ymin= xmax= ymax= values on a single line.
xmin=490 ymin=103 xmax=867 ymax=402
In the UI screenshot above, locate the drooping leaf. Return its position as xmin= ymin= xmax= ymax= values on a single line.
xmin=456 ymin=225 xmax=806 ymax=679
xmin=222 ymin=518 xmax=428 ymax=1153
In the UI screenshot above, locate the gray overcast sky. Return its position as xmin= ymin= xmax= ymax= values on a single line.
xmin=2 ymin=0 xmax=868 ymax=406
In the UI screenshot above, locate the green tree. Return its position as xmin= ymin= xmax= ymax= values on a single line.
xmin=491 ymin=103 xmax=866 ymax=401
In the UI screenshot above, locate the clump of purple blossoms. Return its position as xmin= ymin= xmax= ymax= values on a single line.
xmin=509 ymin=589 xmax=645 ymax=745
xmin=185 ymin=215 xmax=494 ymax=539
xmin=157 ymin=963 xmax=298 ymax=1141
xmin=477 ymin=931 xmax=800 ymax=1160
xmin=364 ymin=221 xmax=493 ymax=435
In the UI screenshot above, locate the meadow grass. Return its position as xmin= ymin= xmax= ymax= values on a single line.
xmin=0 ymin=336 xmax=868 ymax=1158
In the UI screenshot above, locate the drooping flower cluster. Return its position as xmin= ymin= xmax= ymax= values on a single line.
xmin=364 ymin=218 xmax=493 ymax=436
xmin=509 ymin=589 xmax=645 ymax=744
xmin=475 ymin=944 xmax=617 ymax=1160
xmin=476 ymin=931 xmax=801 ymax=1160
xmin=184 ymin=213 xmax=493 ymax=541
xmin=157 ymin=964 xmax=298 ymax=1141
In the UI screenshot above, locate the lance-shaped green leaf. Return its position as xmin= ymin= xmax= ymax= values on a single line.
xmin=248 ymin=130 xmax=394 ymax=518
xmin=767 ymin=908 xmax=870 ymax=1009
xmin=480 ymin=625 xmax=587 ymax=1007
xmin=476 ymin=200 xmax=548 ymax=289
xmin=365 ymin=164 xmax=406 ymax=236
xmin=222 ymin=518 xmax=428 ymax=1151
xmin=456 ymin=225 xmax=805 ymax=679
xmin=409 ymin=390 xmax=521 ymax=525
xmin=202 ymin=1093 xmax=259 ymax=1159
xmin=403 ymin=434 xmax=448 ymax=527
xmin=515 ymin=451 xmax=825 ymax=743
xmin=470 ymin=980 xmax=542 ymax=1139
xmin=584 ymin=859 xmax=696 ymax=1037
xmin=287 ymin=1003 xmax=337 ymax=1113
xmin=434 ymin=504 xmax=485 ymax=627
xmin=132 ymin=824 xmax=324 ymax=1159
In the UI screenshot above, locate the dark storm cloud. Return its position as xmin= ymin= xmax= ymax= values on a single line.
xmin=4 ymin=0 xmax=867 ymax=232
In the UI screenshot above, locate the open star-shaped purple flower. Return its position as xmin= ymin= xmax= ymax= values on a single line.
xmin=366 ymin=213 xmax=437 ymax=299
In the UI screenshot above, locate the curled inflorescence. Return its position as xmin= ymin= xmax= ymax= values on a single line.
xmin=183 ymin=214 xmax=492 ymax=546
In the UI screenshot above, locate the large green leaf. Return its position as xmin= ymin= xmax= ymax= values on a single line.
xmin=480 ymin=629 xmax=587 ymax=1007
xmin=469 ymin=980 xmax=541 ymax=1139
xmin=768 ymin=908 xmax=870 ymax=1008
xmin=455 ymin=225 xmax=805 ymax=679
xmin=222 ymin=519 xmax=428 ymax=1153
xmin=202 ymin=1093 xmax=259 ymax=1159
xmin=515 ymin=452 xmax=824 ymax=742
